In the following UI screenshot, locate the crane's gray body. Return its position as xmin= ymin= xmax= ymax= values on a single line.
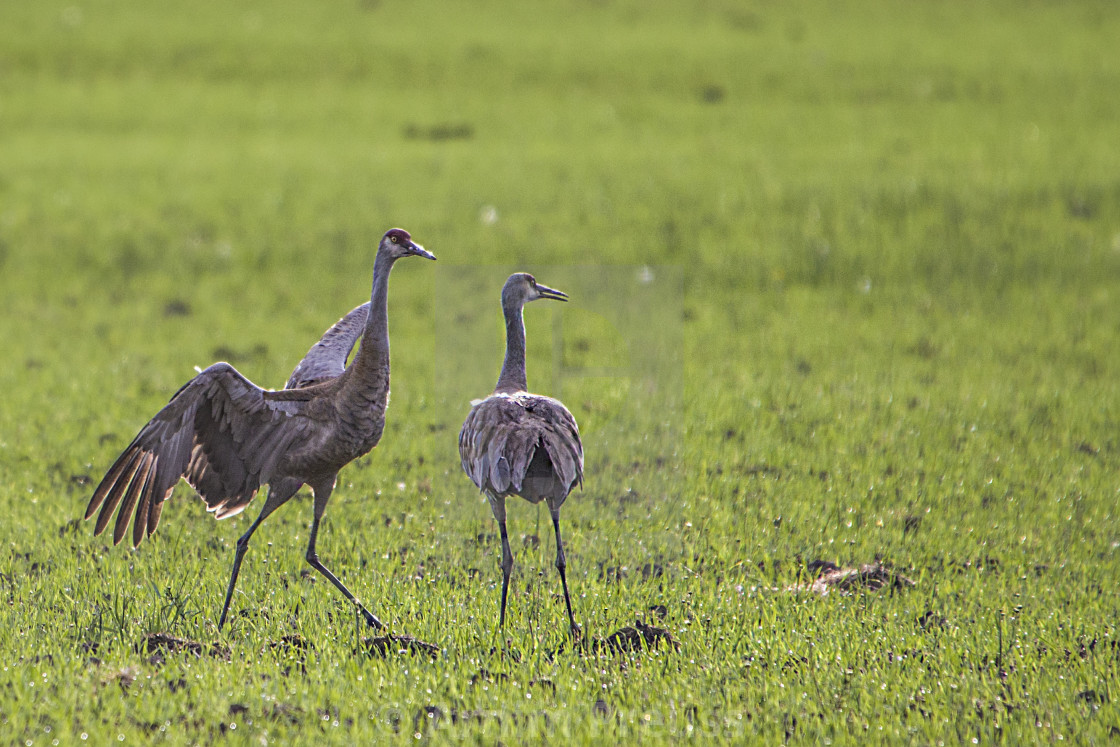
xmin=89 ymin=271 xmax=393 ymax=542
xmin=85 ymin=228 xmax=434 ymax=630
xmin=459 ymin=391 xmax=582 ymax=508
xmin=457 ymin=273 xmax=583 ymax=634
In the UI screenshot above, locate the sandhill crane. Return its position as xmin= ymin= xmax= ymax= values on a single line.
xmin=84 ymin=228 xmax=435 ymax=631
xmin=458 ymin=273 xmax=583 ymax=636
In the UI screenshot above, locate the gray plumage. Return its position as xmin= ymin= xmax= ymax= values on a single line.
xmin=458 ymin=272 xmax=583 ymax=635
xmin=84 ymin=228 xmax=435 ymax=631
xmin=285 ymin=302 xmax=370 ymax=389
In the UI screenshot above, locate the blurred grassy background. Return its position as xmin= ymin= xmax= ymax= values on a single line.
xmin=2 ymin=0 xmax=1120 ymax=742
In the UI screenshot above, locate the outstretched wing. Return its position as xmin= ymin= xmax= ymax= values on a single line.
xmin=285 ymin=303 xmax=369 ymax=389
xmin=85 ymin=362 xmax=311 ymax=547
xmin=459 ymin=392 xmax=583 ymax=499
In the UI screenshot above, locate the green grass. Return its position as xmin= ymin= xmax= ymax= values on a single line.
xmin=3 ymin=0 xmax=1120 ymax=742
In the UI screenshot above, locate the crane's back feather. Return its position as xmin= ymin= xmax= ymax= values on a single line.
xmin=459 ymin=392 xmax=583 ymax=505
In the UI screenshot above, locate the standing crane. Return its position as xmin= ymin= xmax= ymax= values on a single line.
xmin=459 ymin=273 xmax=583 ymax=636
xmin=84 ymin=228 xmax=435 ymax=631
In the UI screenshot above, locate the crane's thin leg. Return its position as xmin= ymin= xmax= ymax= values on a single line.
xmin=305 ymin=478 xmax=384 ymax=631
xmin=498 ymin=519 xmax=515 ymax=629
xmin=218 ymin=479 xmax=301 ymax=630
xmin=489 ymin=495 xmax=515 ymax=629
xmin=549 ymin=503 xmax=579 ymax=637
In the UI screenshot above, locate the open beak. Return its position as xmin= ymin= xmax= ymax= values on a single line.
xmin=536 ymin=283 xmax=568 ymax=302
xmin=408 ymin=241 xmax=436 ymax=261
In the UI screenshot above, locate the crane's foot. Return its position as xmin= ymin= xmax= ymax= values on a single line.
xmin=359 ymin=606 xmax=385 ymax=631
xmin=216 ymin=605 xmax=241 ymax=633
xmin=493 ymin=640 xmax=523 ymax=662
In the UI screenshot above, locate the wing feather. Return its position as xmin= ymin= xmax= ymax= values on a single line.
xmin=128 ymin=455 xmax=157 ymax=547
xmin=85 ymin=362 xmax=311 ymax=547
xmin=542 ymin=432 xmax=578 ymax=491
xmin=93 ymin=450 xmax=142 ymax=536
xmin=485 ymin=430 xmax=512 ymax=493
xmin=113 ymin=452 xmax=154 ymax=545
xmin=459 ymin=392 xmax=583 ymax=500
xmin=146 ymin=496 xmax=164 ymax=537
xmin=507 ymin=428 xmax=539 ymax=492
xmin=285 ymin=303 xmax=369 ymax=389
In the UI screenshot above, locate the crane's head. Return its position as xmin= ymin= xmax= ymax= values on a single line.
xmin=380 ymin=228 xmax=436 ymax=261
xmin=502 ymin=272 xmax=568 ymax=310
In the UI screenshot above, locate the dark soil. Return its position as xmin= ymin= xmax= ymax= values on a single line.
xmin=359 ymin=634 xmax=439 ymax=659
xmin=591 ymin=619 xmax=679 ymax=655
xmin=141 ymin=632 xmax=231 ymax=665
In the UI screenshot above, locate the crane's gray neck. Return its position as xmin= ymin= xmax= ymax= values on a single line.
xmin=495 ymin=300 xmax=527 ymax=394
xmin=349 ymin=251 xmax=396 ymax=383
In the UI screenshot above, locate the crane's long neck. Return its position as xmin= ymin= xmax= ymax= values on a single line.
xmin=346 ymin=251 xmax=396 ymax=404
xmin=495 ymin=301 xmax=528 ymax=394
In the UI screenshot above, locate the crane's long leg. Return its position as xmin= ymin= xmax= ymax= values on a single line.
xmin=218 ymin=478 xmax=302 ymax=630
xmin=305 ymin=478 xmax=384 ymax=630
xmin=488 ymin=495 xmax=515 ymax=629
xmin=549 ymin=502 xmax=579 ymax=637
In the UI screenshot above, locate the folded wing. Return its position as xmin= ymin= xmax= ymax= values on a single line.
xmin=459 ymin=393 xmax=583 ymax=500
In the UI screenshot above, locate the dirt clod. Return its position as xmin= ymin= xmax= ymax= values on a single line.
xmin=142 ymin=632 xmax=231 ymax=662
xmin=793 ymin=561 xmax=916 ymax=596
xmin=469 ymin=668 xmax=509 ymax=685
xmin=359 ymin=634 xmax=439 ymax=659
xmin=58 ymin=518 xmax=83 ymax=536
xmin=530 ymin=677 xmax=556 ymax=692
xmin=917 ymin=610 xmax=945 ymax=630
xmin=271 ymin=634 xmax=312 ymax=653
xmin=591 ymin=619 xmax=679 ymax=655
xmin=103 ymin=666 xmax=140 ymax=693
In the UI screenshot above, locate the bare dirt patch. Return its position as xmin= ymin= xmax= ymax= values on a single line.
xmin=791 ymin=561 xmax=916 ymax=596
xmin=788 ymin=559 xmax=918 ymax=595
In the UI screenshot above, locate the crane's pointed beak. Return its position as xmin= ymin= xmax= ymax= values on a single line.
xmin=536 ymin=283 xmax=568 ymax=302
xmin=408 ymin=241 xmax=436 ymax=261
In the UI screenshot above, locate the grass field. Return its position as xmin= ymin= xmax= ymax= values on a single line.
xmin=3 ymin=0 xmax=1120 ymax=743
